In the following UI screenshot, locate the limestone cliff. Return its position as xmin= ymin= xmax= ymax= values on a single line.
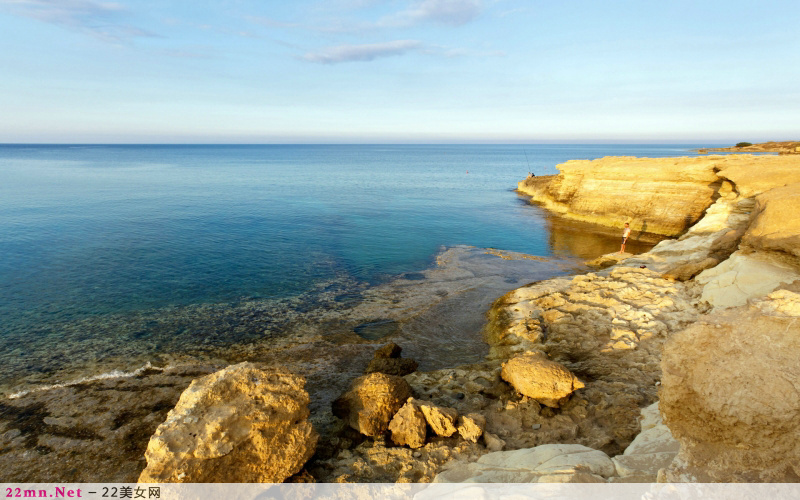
xmin=517 ymin=154 xmax=800 ymax=238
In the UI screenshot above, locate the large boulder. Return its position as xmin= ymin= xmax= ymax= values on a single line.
xmin=500 ymin=353 xmax=584 ymax=407
xmin=660 ymin=290 xmax=800 ymax=482
xmin=138 ymin=362 xmax=317 ymax=483
xmin=332 ymin=372 xmax=412 ymax=437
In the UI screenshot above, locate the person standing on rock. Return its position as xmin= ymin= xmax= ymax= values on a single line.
xmin=620 ymin=222 xmax=631 ymax=254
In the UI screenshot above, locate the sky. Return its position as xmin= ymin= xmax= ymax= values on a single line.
xmin=0 ymin=0 xmax=798 ymax=143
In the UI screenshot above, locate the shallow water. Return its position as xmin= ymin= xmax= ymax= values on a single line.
xmin=0 ymin=144 xmax=712 ymax=390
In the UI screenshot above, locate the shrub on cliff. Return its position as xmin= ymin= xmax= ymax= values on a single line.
xmin=735 ymin=142 xmax=752 ymax=147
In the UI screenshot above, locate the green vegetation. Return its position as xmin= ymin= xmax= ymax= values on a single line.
xmin=735 ymin=142 xmax=753 ymax=147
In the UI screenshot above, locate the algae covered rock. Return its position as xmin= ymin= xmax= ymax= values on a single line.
xmin=138 ymin=362 xmax=317 ymax=483
xmin=332 ymin=372 xmax=412 ymax=437
xmin=500 ymin=352 xmax=584 ymax=407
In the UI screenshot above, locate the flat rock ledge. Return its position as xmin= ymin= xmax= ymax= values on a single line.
xmin=138 ymin=362 xmax=317 ymax=483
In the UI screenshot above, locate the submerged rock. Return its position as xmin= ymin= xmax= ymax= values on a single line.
xmin=332 ymin=372 xmax=412 ymax=437
xmin=138 ymin=362 xmax=317 ymax=483
xmin=365 ymin=343 xmax=419 ymax=377
xmin=660 ymin=290 xmax=800 ymax=482
xmin=500 ymin=353 xmax=584 ymax=408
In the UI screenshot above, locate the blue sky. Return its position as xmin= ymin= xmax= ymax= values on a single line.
xmin=0 ymin=0 xmax=798 ymax=143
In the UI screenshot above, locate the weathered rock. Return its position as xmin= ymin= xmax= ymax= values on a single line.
xmin=483 ymin=431 xmax=505 ymax=452
xmin=740 ymin=183 xmax=800 ymax=264
xmin=517 ymin=156 xmax=722 ymax=236
xmin=500 ymin=352 xmax=584 ymax=407
xmin=610 ymin=402 xmax=679 ymax=482
xmin=586 ymin=252 xmax=633 ymax=270
xmin=484 ymin=266 xmax=702 ymax=456
xmin=661 ymin=257 xmax=720 ymax=281
xmin=416 ymin=399 xmax=459 ymax=437
xmin=433 ymin=444 xmax=615 ymax=483
xmin=332 ymin=372 xmax=412 ymax=437
xmin=388 ymin=400 xmax=427 ymax=449
xmin=457 ymin=413 xmax=486 ymax=443
xmin=696 ymin=251 xmax=800 ymax=309
xmin=374 ymin=343 xmax=402 ymax=359
xmin=660 ymin=291 xmax=800 ymax=482
xmin=138 ymin=362 xmax=317 ymax=483
xmin=365 ymin=357 xmax=418 ymax=377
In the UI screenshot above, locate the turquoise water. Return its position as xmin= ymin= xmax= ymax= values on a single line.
xmin=0 ymin=144 xmax=713 ymax=387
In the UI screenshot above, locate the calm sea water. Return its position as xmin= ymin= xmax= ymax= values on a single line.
xmin=0 ymin=144 xmax=713 ymax=387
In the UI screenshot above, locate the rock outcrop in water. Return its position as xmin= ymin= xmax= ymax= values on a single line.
xmin=138 ymin=362 xmax=317 ymax=483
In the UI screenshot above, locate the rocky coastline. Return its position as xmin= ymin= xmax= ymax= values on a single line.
xmin=2 ymin=153 xmax=799 ymax=484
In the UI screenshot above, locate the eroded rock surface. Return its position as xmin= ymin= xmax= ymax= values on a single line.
xmin=660 ymin=290 xmax=800 ymax=482
xmin=138 ymin=362 xmax=317 ymax=483
xmin=332 ymin=372 xmax=412 ymax=437
xmin=500 ymin=353 xmax=584 ymax=407
xmin=388 ymin=400 xmax=427 ymax=449
xmin=433 ymin=444 xmax=616 ymax=483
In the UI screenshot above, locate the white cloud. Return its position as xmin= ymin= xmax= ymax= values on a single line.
xmin=379 ymin=0 xmax=483 ymax=28
xmin=0 ymin=0 xmax=155 ymax=41
xmin=302 ymin=39 xmax=423 ymax=64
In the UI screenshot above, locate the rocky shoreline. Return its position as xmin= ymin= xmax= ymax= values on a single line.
xmin=2 ymin=153 xmax=799 ymax=483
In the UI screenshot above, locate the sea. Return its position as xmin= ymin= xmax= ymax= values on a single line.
xmin=0 ymin=144 xmax=718 ymax=391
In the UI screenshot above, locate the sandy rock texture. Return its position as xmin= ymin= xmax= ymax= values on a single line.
xmin=517 ymin=155 xmax=722 ymax=237
xmin=332 ymin=372 xmax=412 ymax=437
xmin=500 ymin=353 xmax=584 ymax=407
xmin=610 ymin=402 xmax=679 ymax=482
xmin=660 ymin=290 xmax=800 ymax=482
xmin=138 ymin=362 xmax=317 ymax=483
xmin=486 ymin=266 xmax=702 ymax=453
xmin=433 ymin=444 xmax=616 ymax=483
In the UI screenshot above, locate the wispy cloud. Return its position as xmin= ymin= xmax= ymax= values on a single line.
xmin=302 ymin=39 xmax=423 ymax=64
xmin=378 ymin=0 xmax=483 ymax=28
xmin=0 ymin=0 xmax=156 ymax=41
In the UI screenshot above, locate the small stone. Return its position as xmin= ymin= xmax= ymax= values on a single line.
xmin=388 ymin=401 xmax=427 ymax=449
xmin=483 ymin=431 xmax=505 ymax=452
xmin=416 ymin=399 xmax=459 ymax=437
xmin=457 ymin=413 xmax=486 ymax=443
